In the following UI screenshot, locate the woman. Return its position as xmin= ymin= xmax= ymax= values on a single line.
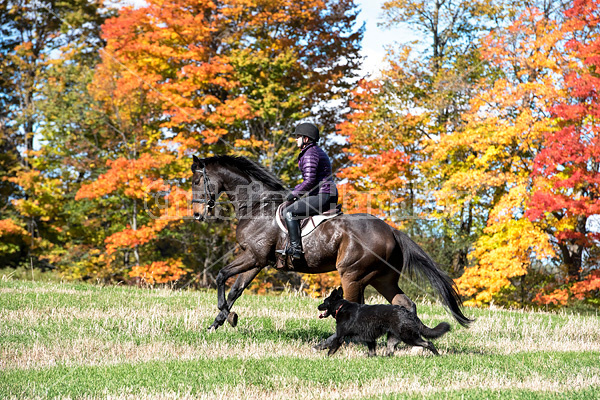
xmin=278 ymin=122 xmax=338 ymax=259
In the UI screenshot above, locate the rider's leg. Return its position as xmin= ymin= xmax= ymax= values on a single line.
xmin=283 ymin=210 xmax=303 ymax=259
xmin=280 ymin=194 xmax=330 ymax=258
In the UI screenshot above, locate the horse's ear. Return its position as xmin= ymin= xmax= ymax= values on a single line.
xmin=192 ymin=155 xmax=203 ymax=172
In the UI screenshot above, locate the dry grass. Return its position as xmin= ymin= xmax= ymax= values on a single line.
xmin=3 ymin=309 xmax=599 ymax=371
xmin=1 ymin=280 xmax=599 ymax=399
xmin=9 ymin=370 xmax=600 ymax=400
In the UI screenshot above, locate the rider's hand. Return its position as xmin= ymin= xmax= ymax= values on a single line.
xmin=286 ymin=193 xmax=298 ymax=203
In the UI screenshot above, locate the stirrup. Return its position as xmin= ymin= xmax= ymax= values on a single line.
xmin=276 ymin=246 xmax=303 ymax=260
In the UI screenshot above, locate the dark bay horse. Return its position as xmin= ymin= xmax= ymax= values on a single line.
xmin=191 ymin=155 xmax=471 ymax=331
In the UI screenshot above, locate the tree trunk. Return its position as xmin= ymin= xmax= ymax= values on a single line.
xmin=132 ymin=200 xmax=140 ymax=266
xmin=558 ymin=215 xmax=587 ymax=281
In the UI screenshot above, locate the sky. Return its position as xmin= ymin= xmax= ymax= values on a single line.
xmin=354 ymin=0 xmax=416 ymax=76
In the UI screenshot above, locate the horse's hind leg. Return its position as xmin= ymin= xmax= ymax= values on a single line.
xmin=341 ymin=276 xmax=366 ymax=304
xmin=370 ymin=271 xmax=416 ymax=313
xmin=316 ymin=267 xmax=367 ymax=350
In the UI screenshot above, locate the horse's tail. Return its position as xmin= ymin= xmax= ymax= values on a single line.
xmin=420 ymin=321 xmax=451 ymax=339
xmin=393 ymin=229 xmax=473 ymax=328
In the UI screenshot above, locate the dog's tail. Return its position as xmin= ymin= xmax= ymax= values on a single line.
xmin=420 ymin=321 xmax=451 ymax=339
xmin=393 ymin=229 xmax=473 ymax=328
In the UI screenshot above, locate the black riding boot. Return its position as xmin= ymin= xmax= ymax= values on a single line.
xmin=283 ymin=212 xmax=304 ymax=259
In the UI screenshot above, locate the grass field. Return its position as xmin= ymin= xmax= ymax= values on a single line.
xmin=1 ymin=278 xmax=599 ymax=399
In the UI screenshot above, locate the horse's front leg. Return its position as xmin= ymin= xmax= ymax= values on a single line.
xmin=208 ymin=266 xmax=262 ymax=331
xmin=209 ymin=251 xmax=257 ymax=330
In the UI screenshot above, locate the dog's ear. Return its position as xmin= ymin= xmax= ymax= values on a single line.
xmin=336 ymin=287 xmax=343 ymax=297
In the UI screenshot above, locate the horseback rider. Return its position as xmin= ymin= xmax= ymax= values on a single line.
xmin=277 ymin=122 xmax=338 ymax=259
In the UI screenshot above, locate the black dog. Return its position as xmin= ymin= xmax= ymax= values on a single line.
xmin=315 ymin=287 xmax=450 ymax=357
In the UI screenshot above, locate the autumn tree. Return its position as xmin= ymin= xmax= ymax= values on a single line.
xmin=340 ymin=0 xmax=500 ymax=271
xmin=337 ymin=61 xmax=425 ymax=229
xmin=432 ymin=5 xmax=566 ymax=305
xmin=69 ymin=39 xmax=192 ymax=282
xmin=527 ymin=0 xmax=600 ymax=303
xmin=100 ymin=0 xmax=363 ymax=174
xmin=449 ymin=1 xmax=600 ymax=307
xmin=68 ymin=0 xmax=364 ymax=284
xmin=0 ymin=0 xmax=109 ymax=270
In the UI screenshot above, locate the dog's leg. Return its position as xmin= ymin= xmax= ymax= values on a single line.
xmin=366 ymin=341 xmax=377 ymax=357
xmin=385 ymin=334 xmax=400 ymax=357
xmin=314 ymin=333 xmax=338 ymax=351
xmin=410 ymin=337 xmax=440 ymax=356
xmin=424 ymin=341 xmax=440 ymax=356
xmin=327 ymin=336 xmax=344 ymax=356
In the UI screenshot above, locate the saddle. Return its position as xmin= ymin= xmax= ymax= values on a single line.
xmin=275 ymin=202 xmax=343 ymax=237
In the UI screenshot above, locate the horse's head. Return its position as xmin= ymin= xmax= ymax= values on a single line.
xmin=191 ymin=155 xmax=216 ymax=221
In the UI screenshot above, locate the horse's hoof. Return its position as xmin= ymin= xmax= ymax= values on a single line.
xmin=207 ymin=325 xmax=218 ymax=332
xmin=227 ymin=312 xmax=238 ymax=327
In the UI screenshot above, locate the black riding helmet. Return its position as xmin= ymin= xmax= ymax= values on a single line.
xmin=293 ymin=122 xmax=320 ymax=142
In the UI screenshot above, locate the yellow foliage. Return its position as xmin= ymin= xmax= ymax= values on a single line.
xmin=457 ymin=185 xmax=555 ymax=306
xmin=431 ymin=9 xmax=567 ymax=305
xmin=302 ymin=272 xmax=341 ymax=298
xmin=0 ymin=219 xmax=29 ymax=255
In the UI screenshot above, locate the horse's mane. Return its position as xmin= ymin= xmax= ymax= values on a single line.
xmin=196 ymin=155 xmax=286 ymax=191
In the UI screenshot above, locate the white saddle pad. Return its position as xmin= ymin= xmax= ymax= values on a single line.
xmin=275 ymin=203 xmax=342 ymax=237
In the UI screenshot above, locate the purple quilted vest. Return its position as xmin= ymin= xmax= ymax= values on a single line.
xmin=292 ymin=143 xmax=335 ymax=196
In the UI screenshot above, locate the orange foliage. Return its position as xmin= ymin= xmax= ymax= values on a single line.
xmin=0 ymin=218 xmax=30 ymax=256
xmin=104 ymin=225 xmax=161 ymax=255
xmin=129 ymin=259 xmax=188 ymax=285
xmin=337 ymin=79 xmax=415 ymax=227
xmin=533 ymin=270 xmax=600 ymax=306
xmin=533 ymin=288 xmax=569 ymax=306
xmin=446 ymin=8 xmax=567 ymax=305
xmin=0 ymin=219 xmax=28 ymax=237
xmin=99 ymin=0 xmax=255 ymax=148
xmin=571 ymin=270 xmax=600 ymax=300
xmin=76 ymin=153 xmax=169 ymax=200
xmin=527 ymin=0 xmax=600 ymax=279
xmin=456 ymin=184 xmax=555 ymax=306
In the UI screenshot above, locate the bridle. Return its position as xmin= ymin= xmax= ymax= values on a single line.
xmin=191 ymin=163 xmax=285 ymax=220
xmin=191 ymin=165 xmax=216 ymax=220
